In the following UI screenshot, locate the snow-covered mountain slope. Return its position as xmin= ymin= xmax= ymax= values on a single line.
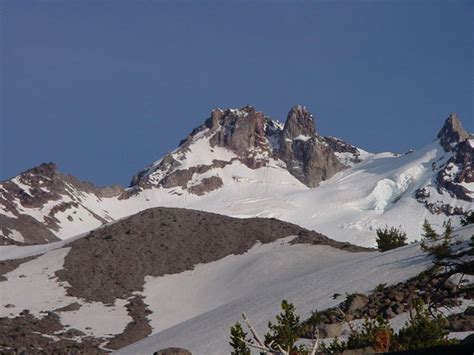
xmin=0 ymin=107 xmax=472 ymax=247
xmin=0 ymin=163 xmax=124 ymax=245
xmin=0 ymin=207 xmax=367 ymax=353
xmin=0 ymin=208 xmax=472 ymax=354
xmin=116 ymin=225 xmax=474 ymax=355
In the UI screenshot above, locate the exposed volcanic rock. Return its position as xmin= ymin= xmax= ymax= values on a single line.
xmin=130 ymin=106 xmax=273 ymax=191
xmin=415 ymin=114 xmax=473 ymax=214
xmin=0 ymin=310 xmax=107 ymax=354
xmin=436 ymin=139 xmax=474 ymax=202
xmin=130 ymin=105 xmax=359 ymax=192
xmin=282 ymin=105 xmax=316 ymax=139
xmin=56 ymin=207 xmax=369 ymax=304
xmin=437 ymin=113 xmax=470 ymax=152
xmin=0 ymin=163 xmax=124 ymax=245
xmin=208 ymin=106 xmax=268 ymax=160
xmin=187 ymin=175 xmax=224 ymax=195
xmin=1 ymin=163 xmax=122 ymax=210
xmin=0 ymin=215 xmax=59 ymax=245
xmin=321 ymin=136 xmax=365 ymax=165
xmin=105 ymin=296 xmax=152 ymax=350
xmin=278 ymin=106 xmax=345 ymax=187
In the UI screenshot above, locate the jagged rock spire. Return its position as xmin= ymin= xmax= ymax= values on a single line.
xmin=437 ymin=113 xmax=470 ymax=151
xmin=282 ymin=105 xmax=316 ymax=139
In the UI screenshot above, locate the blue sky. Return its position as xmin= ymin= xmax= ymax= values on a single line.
xmin=2 ymin=0 xmax=473 ymax=186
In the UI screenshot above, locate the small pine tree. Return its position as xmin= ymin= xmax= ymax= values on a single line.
xmin=375 ymin=226 xmax=408 ymax=251
xmin=422 ymin=219 xmax=438 ymax=240
xmin=396 ymin=300 xmax=454 ymax=350
xmin=264 ymin=300 xmax=302 ymax=353
xmin=460 ymin=211 xmax=474 ymax=226
xmin=420 ymin=219 xmax=453 ymax=261
xmin=229 ymin=322 xmax=251 ymax=355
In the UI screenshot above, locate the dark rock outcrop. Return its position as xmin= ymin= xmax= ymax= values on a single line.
xmin=437 ymin=113 xmax=470 ymax=152
xmin=0 ymin=310 xmax=107 ymax=354
xmin=416 ymin=113 xmax=473 ymax=213
xmin=278 ymin=106 xmax=345 ymax=187
xmin=187 ymin=176 xmax=223 ymax=196
xmin=435 ymin=139 xmax=474 ymax=202
xmin=282 ymin=105 xmax=316 ymax=139
xmin=208 ymin=106 xmax=268 ymax=159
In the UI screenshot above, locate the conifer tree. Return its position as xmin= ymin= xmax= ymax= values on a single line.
xmin=421 ymin=219 xmax=453 ymax=261
xmin=460 ymin=211 xmax=474 ymax=226
xmin=422 ymin=219 xmax=438 ymax=240
xmin=396 ymin=300 xmax=453 ymax=350
xmin=375 ymin=226 xmax=407 ymax=251
xmin=264 ymin=300 xmax=303 ymax=353
xmin=229 ymin=322 xmax=251 ymax=355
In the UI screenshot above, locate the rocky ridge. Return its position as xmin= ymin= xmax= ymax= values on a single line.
xmin=130 ymin=105 xmax=361 ymax=191
xmin=0 ymin=107 xmax=472 ymax=246
xmin=416 ymin=114 xmax=473 ymax=215
xmin=0 ymin=163 xmax=123 ymax=245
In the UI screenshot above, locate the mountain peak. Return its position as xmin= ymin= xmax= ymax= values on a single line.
xmin=283 ymin=105 xmax=316 ymax=139
xmin=437 ymin=113 xmax=470 ymax=151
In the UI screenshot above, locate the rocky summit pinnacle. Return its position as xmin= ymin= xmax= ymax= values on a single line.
xmin=282 ymin=105 xmax=316 ymax=139
xmin=437 ymin=113 xmax=470 ymax=152
xmin=130 ymin=105 xmax=358 ymax=191
xmin=278 ymin=105 xmax=344 ymax=187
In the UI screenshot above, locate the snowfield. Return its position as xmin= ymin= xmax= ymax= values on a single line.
xmin=8 ymin=140 xmax=469 ymax=248
xmin=2 ymin=119 xmax=472 ymax=248
xmin=116 ymin=225 xmax=474 ymax=355
xmin=116 ymin=141 xmax=471 ymax=247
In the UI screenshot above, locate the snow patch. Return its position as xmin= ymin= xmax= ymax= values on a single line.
xmin=0 ymin=206 xmax=17 ymax=218
xmin=294 ymin=134 xmax=312 ymax=142
xmin=4 ymin=229 xmax=24 ymax=243
xmin=0 ymin=247 xmax=130 ymax=338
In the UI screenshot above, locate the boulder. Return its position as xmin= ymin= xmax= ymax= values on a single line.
xmin=392 ymin=303 xmax=405 ymax=315
xmin=387 ymin=290 xmax=405 ymax=302
xmin=382 ymin=306 xmax=396 ymax=319
xmin=319 ymin=322 xmax=343 ymax=338
xmin=347 ymin=294 xmax=369 ymax=314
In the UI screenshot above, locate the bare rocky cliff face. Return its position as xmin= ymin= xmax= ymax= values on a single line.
xmin=437 ymin=113 xmax=471 ymax=152
xmin=435 ymin=114 xmax=473 ymax=202
xmin=130 ymin=105 xmax=359 ymax=190
xmin=416 ymin=113 xmax=474 ymax=214
xmin=279 ymin=105 xmax=345 ymax=187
